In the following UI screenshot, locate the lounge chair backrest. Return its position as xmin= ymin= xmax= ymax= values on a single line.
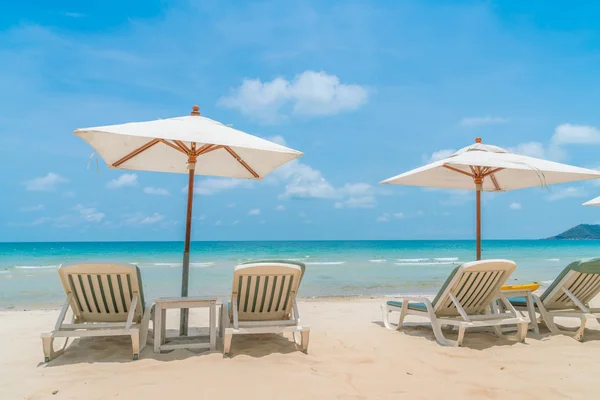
xmin=58 ymin=263 xmax=145 ymax=323
xmin=541 ymin=258 xmax=600 ymax=310
xmin=232 ymin=260 xmax=305 ymax=322
xmin=432 ymin=259 xmax=516 ymax=317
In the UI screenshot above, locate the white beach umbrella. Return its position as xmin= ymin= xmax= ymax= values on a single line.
xmin=75 ymin=105 xmax=303 ymax=334
xmin=583 ymin=196 xmax=600 ymax=206
xmin=381 ymin=138 xmax=600 ymax=260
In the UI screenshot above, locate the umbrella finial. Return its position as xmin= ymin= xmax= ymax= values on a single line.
xmin=191 ymin=105 xmax=201 ymax=116
xmin=475 ymin=137 xmax=482 ymax=143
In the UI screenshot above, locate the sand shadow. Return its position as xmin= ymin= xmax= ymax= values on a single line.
xmin=40 ymin=327 xmax=303 ymax=366
xmin=371 ymin=320 xmax=529 ymax=350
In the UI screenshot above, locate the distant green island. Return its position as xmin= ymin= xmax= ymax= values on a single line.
xmin=546 ymin=224 xmax=600 ymax=240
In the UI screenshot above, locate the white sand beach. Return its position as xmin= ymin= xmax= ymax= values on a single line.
xmin=2 ymin=297 xmax=600 ymax=399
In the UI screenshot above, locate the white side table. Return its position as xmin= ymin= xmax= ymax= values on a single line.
xmin=499 ymin=289 xmax=540 ymax=334
xmin=153 ymin=296 xmax=226 ymax=353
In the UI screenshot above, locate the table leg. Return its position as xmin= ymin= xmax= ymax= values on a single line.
xmin=161 ymin=308 xmax=167 ymax=344
xmin=154 ymin=303 xmax=162 ymax=353
xmin=210 ymin=302 xmax=216 ymax=351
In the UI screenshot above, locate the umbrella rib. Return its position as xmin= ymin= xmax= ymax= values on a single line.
xmin=482 ymin=167 xmax=503 ymax=177
xmin=158 ymin=139 xmax=188 ymax=154
xmin=112 ymin=138 xmax=161 ymax=167
xmin=173 ymin=140 xmax=191 ymax=154
xmin=197 ymin=144 xmax=224 ymax=156
xmin=443 ymin=165 xmax=474 ymax=178
xmin=489 ymin=173 xmax=501 ymax=191
xmin=224 ymin=146 xmax=259 ymax=178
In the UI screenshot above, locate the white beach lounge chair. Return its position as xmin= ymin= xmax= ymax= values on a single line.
xmin=382 ymin=259 xmax=529 ymax=346
xmin=41 ymin=263 xmax=152 ymax=362
xmin=223 ymin=260 xmax=310 ymax=356
xmin=508 ymin=258 xmax=600 ymax=341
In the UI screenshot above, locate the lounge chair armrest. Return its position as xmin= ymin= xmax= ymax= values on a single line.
xmin=232 ymin=295 xmax=239 ymax=330
xmin=400 ymin=296 xmax=434 ymax=307
xmin=126 ymin=295 xmax=138 ymax=329
xmin=54 ymin=297 xmax=72 ymax=331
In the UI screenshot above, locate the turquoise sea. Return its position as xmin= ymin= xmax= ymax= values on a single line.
xmin=1 ymin=240 xmax=599 ymax=309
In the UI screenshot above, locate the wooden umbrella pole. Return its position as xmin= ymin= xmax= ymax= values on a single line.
xmin=180 ymin=106 xmax=200 ymax=336
xmin=476 ymin=188 xmax=481 ymax=260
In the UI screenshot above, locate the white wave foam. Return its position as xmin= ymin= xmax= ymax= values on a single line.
xmin=540 ymin=280 xmax=554 ymax=285
xmin=433 ymin=257 xmax=458 ymax=261
xmin=546 ymin=258 xmax=560 ymax=262
xmin=190 ymin=262 xmax=214 ymax=267
xmin=153 ymin=263 xmax=177 ymax=266
xmin=305 ymin=261 xmax=345 ymax=265
xmin=14 ymin=265 xmax=59 ymax=270
xmin=395 ymin=261 xmax=456 ymax=266
xmin=396 ymin=258 xmax=429 ymax=262
xmin=369 ymin=259 xmax=386 ymax=263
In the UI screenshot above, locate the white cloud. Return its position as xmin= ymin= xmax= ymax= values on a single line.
xmin=334 ymin=196 xmax=377 ymax=209
xmin=276 ymin=160 xmax=337 ymax=199
xmin=552 ymin=124 xmax=600 ymax=145
xmin=377 ymin=213 xmax=390 ymax=223
xmin=107 ymin=173 xmax=138 ymax=189
xmin=74 ymin=204 xmax=105 ymax=222
xmin=546 ymin=186 xmax=587 ymax=201
xmin=139 ymin=213 xmax=164 ymax=224
xmin=143 ymin=187 xmax=170 ymax=196
xmin=376 ymin=212 xmax=404 ymax=222
xmin=187 ymin=178 xmax=252 ymax=196
xmin=276 ymin=205 xmax=286 ymax=211
xmin=460 ymin=117 xmax=507 ymax=127
xmin=23 ymin=172 xmax=68 ymax=192
xmin=248 ymin=209 xmax=261 ymax=215
xmin=509 ymin=202 xmax=522 ymax=210
xmin=19 ymin=204 xmax=45 ymax=212
xmin=219 ymin=71 xmax=368 ymax=123
xmin=425 ymin=149 xmax=456 ymax=163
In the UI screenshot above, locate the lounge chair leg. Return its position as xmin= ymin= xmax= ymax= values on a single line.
xmin=574 ymin=318 xmax=586 ymax=342
xmin=131 ymin=331 xmax=140 ymax=360
xmin=224 ymin=333 xmax=233 ymax=356
xmin=456 ymin=327 xmax=465 ymax=347
xmin=381 ymin=305 xmax=394 ymax=329
xmin=300 ymin=331 xmax=310 ymax=354
xmin=41 ymin=335 xmax=66 ymax=362
xmin=517 ymin=322 xmax=528 ymax=342
xmin=397 ymin=302 xmax=409 ymax=331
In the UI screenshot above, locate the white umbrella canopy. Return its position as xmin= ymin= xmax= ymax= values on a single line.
xmin=74 ymin=106 xmax=303 ymax=335
xmin=382 ymin=138 xmax=600 ymax=260
xmin=583 ymin=196 xmax=600 ymax=206
xmin=75 ymin=109 xmax=301 ymax=178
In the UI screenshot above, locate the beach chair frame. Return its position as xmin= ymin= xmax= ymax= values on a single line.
xmin=223 ymin=261 xmax=310 ymax=356
xmin=382 ymin=260 xmax=529 ymax=346
xmin=41 ymin=263 xmax=152 ymax=362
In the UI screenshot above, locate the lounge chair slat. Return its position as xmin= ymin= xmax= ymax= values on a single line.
xmin=463 ymin=271 xmax=491 ymax=309
xmin=455 ymin=272 xmax=478 ymax=306
xmin=239 ymin=275 xmax=249 ymax=313
xmin=100 ymin=275 xmax=116 ymax=314
xmin=121 ymin=274 xmax=132 ymax=312
xmin=556 ymin=273 xmax=585 ymax=304
xmin=90 ymin=274 xmax=107 ymax=314
xmin=445 ymin=272 xmax=471 ymax=309
xmin=471 ymin=270 xmax=501 ymax=311
xmin=81 ymin=274 xmax=99 ymax=314
xmin=68 ymin=274 xmax=86 ymax=313
xmin=274 ymin=275 xmax=288 ymax=312
xmin=256 ymin=275 xmax=267 ymax=313
xmin=111 ymin=275 xmax=124 ymax=313
xmin=248 ymin=275 xmax=259 ymax=313
xmin=571 ymin=273 xmax=595 ymax=302
xmin=580 ymin=274 xmax=600 ymax=304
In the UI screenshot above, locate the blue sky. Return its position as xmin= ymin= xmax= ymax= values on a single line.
xmin=3 ymin=0 xmax=600 ymax=242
